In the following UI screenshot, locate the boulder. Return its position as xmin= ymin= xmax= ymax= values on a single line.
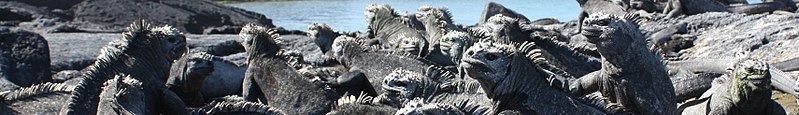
xmin=0 ymin=27 xmax=51 ymax=87
xmin=0 ymin=0 xmax=273 ymax=34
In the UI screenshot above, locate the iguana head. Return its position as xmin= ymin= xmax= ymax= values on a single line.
xmin=459 ymin=39 xmax=515 ymax=91
xmin=729 ymin=59 xmax=771 ymax=102
xmin=365 ymin=4 xmax=396 ymax=28
xmin=239 ymin=24 xmax=281 ymax=60
xmin=580 ymin=13 xmax=642 ymax=54
xmin=439 ymin=31 xmax=473 ymax=62
xmin=182 ymin=52 xmax=215 ymax=92
xmin=397 ymin=33 xmax=428 ymax=56
xmin=149 ymin=25 xmax=188 ymax=61
xmin=307 ymin=23 xmax=337 ymax=53
xmin=379 ymin=69 xmax=425 ymax=107
xmin=416 ymin=5 xmax=453 ymax=26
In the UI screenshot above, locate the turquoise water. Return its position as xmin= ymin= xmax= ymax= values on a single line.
xmin=228 ymin=0 xmax=580 ymax=32
xmin=229 ymin=0 xmax=765 ymax=32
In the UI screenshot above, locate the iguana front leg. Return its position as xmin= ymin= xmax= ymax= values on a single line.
xmin=569 ymin=71 xmax=602 ymax=96
xmin=158 ymin=88 xmax=190 ymax=115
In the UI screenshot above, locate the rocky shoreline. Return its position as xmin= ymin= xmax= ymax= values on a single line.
xmin=1 ymin=0 xmax=799 ymax=114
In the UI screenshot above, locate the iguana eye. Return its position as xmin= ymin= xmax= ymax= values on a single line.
xmin=597 ymin=20 xmax=609 ymax=26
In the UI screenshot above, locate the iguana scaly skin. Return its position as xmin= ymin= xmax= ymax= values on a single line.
xmin=239 ymin=24 xmax=337 ymax=115
xmin=469 ymin=14 xmax=528 ymax=43
xmin=365 ymin=4 xmax=429 ymax=57
xmin=0 ymin=82 xmax=74 ymax=114
xmin=307 ymin=23 xmax=341 ymax=54
xmin=375 ymin=66 xmax=486 ymax=107
xmin=415 ymin=6 xmax=468 ymax=66
xmin=167 ymin=51 xmax=215 ymax=107
xmin=97 ymin=74 xmax=146 ymax=115
xmin=575 ymin=0 xmax=629 ymax=34
xmin=570 ymin=13 xmax=676 ymax=114
xmin=678 ymin=59 xmax=786 ymax=114
xmin=61 ymin=20 xmax=189 ymax=115
xmin=460 ymin=39 xmax=604 ymax=114
xmin=330 ymin=36 xmax=433 ymax=95
xmin=191 ymin=95 xmax=284 ymax=115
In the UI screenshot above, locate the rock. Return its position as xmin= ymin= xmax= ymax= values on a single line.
xmin=188 ymin=34 xmax=245 ymax=57
xmin=42 ymin=33 xmax=118 ymax=71
xmin=279 ymin=34 xmax=325 ymax=63
xmin=675 ymin=13 xmax=799 ymax=63
xmin=0 ymin=27 xmax=51 ymax=87
xmin=45 ymin=33 xmax=249 ymax=71
xmin=1 ymin=0 xmax=273 ymax=34
xmin=221 ymin=52 xmax=248 ymax=66
xmin=203 ymin=25 xmax=242 ymax=34
xmin=53 ymin=70 xmax=81 ymax=83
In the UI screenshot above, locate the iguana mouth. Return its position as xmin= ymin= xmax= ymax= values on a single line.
xmin=460 ymin=58 xmax=494 ymax=73
xmin=581 ymin=27 xmax=603 ymax=39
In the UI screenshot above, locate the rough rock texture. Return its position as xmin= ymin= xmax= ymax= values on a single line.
xmin=0 ymin=0 xmax=273 ymax=34
xmin=43 ymin=33 xmax=117 ymax=72
xmin=0 ymin=27 xmax=51 ymax=88
xmin=680 ymin=13 xmax=799 ymax=64
xmin=44 ymin=33 xmax=244 ymax=71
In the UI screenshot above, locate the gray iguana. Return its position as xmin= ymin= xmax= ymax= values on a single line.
xmin=365 ymin=4 xmax=429 ymax=57
xmin=97 ymin=74 xmax=146 ymax=115
xmin=167 ymin=51 xmax=216 ymax=107
xmin=569 ymin=13 xmax=677 ymax=114
xmin=239 ymin=24 xmax=337 ymax=115
xmin=678 ymin=59 xmax=786 ymax=115
xmin=375 ymin=66 xmax=487 ymax=108
xmin=190 ymin=95 xmax=284 ymax=115
xmin=459 ymin=39 xmax=605 ymax=114
xmin=575 ymin=0 xmax=629 ymax=34
xmin=61 ymin=20 xmax=190 ymax=115
xmin=0 ymin=82 xmax=75 ymax=114
xmin=329 ymin=35 xmax=433 ymax=95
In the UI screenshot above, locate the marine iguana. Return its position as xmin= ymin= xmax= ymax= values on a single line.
xmin=190 ymin=95 xmax=284 ymax=115
xmin=387 ymin=66 xmax=491 ymax=115
xmin=575 ymin=0 xmax=629 ymax=34
xmin=365 ymin=4 xmax=429 ymax=57
xmin=327 ymin=93 xmax=398 ymax=115
xmin=569 ymin=13 xmax=677 ymax=114
xmin=238 ymin=24 xmax=337 ymax=115
xmin=60 ymin=20 xmax=189 ymax=115
xmin=459 ymin=39 xmax=605 ymax=114
xmin=469 ymin=14 xmax=529 ymax=43
xmin=375 ymin=66 xmax=486 ymax=107
xmin=678 ymin=59 xmax=786 ymax=114
xmin=415 ymin=5 xmax=468 ymax=66
xmin=329 ymin=35 xmax=433 ymax=95
xmin=307 ymin=23 xmax=341 ymax=54
xmin=0 ymin=82 xmax=74 ymax=114
xmin=97 ymin=74 xmax=146 ymax=115
xmin=167 ymin=51 xmax=215 ymax=107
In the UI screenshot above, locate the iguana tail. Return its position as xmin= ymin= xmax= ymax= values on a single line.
xmin=0 ymin=82 xmax=74 ymax=101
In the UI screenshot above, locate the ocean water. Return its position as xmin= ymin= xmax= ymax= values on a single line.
xmin=228 ymin=0 xmax=580 ymax=32
xmin=228 ymin=0 xmax=765 ymax=32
